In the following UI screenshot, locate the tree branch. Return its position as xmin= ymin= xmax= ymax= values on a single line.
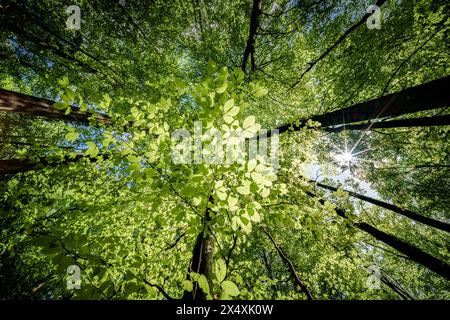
xmin=143 ymin=279 xmax=174 ymax=300
xmin=260 ymin=226 xmax=313 ymax=300
xmin=242 ymin=0 xmax=262 ymax=73
xmin=290 ymin=0 xmax=387 ymax=89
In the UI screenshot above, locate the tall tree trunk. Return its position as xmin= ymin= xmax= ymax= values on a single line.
xmin=312 ymin=181 xmax=450 ymax=233
xmin=323 ymin=115 xmax=450 ymax=132
xmin=276 ymin=76 xmax=450 ymax=136
xmin=380 ymin=275 xmax=414 ymax=300
xmin=241 ymin=0 xmax=262 ymax=73
xmin=353 ymin=221 xmax=450 ymax=280
xmin=0 ymin=89 xmax=112 ymax=126
xmin=0 ymin=154 xmax=104 ymax=174
xmin=182 ymin=197 xmax=215 ymax=300
xmin=261 ymin=226 xmax=313 ymax=300
xmin=306 ymin=191 xmax=450 ymax=280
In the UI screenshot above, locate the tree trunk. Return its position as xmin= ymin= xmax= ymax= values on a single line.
xmin=276 ymin=76 xmax=450 ymax=136
xmin=0 ymin=89 xmax=112 ymax=126
xmin=306 ymin=191 xmax=450 ymax=280
xmin=312 ymin=181 xmax=450 ymax=233
xmin=241 ymin=0 xmax=262 ymax=73
xmin=182 ymin=197 xmax=215 ymax=300
xmin=323 ymin=115 xmax=450 ymax=132
xmin=0 ymin=154 xmax=105 ymax=174
xmin=353 ymin=221 xmax=450 ymax=280
xmin=380 ymin=275 xmax=414 ymax=300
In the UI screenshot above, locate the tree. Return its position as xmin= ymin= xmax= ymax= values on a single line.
xmin=0 ymin=89 xmax=112 ymax=126
xmin=274 ymin=76 xmax=450 ymax=136
xmin=0 ymin=0 xmax=448 ymax=301
xmin=311 ymin=181 xmax=450 ymax=233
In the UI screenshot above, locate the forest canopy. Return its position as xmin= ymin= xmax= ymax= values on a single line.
xmin=0 ymin=0 xmax=449 ymax=300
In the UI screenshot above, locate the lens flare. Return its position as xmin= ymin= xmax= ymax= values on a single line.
xmin=335 ymin=151 xmax=355 ymax=166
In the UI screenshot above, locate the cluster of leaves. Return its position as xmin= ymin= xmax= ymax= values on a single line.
xmin=0 ymin=0 xmax=448 ymax=300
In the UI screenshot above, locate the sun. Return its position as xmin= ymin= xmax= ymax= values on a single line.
xmin=335 ymin=151 xmax=355 ymax=166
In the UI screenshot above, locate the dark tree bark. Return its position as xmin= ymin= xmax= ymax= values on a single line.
xmin=0 ymin=89 xmax=112 ymax=126
xmin=323 ymin=115 xmax=450 ymax=132
xmin=182 ymin=197 xmax=215 ymax=300
xmin=0 ymin=154 xmax=105 ymax=174
xmin=306 ymin=191 xmax=450 ymax=280
xmin=241 ymin=0 xmax=262 ymax=73
xmin=261 ymin=226 xmax=313 ymax=300
xmin=380 ymin=274 xmax=414 ymax=300
xmin=312 ymin=181 xmax=450 ymax=233
xmin=274 ymin=76 xmax=450 ymax=136
xmin=0 ymin=159 xmax=44 ymax=174
xmin=353 ymin=221 xmax=450 ymax=280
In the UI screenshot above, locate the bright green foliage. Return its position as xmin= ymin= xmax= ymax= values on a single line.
xmin=0 ymin=0 xmax=448 ymax=300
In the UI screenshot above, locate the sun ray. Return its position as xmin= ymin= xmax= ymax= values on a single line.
xmin=352 ymin=148 xmax=373 ymax=156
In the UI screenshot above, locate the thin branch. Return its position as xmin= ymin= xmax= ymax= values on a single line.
xmin=260 ymin=226 xmax=313 ymax=300
xmin=163 ymin=232 xmax=186 ymax=251
xmin=225 ymin=235 xmax=238 ymax=271
xmin=381 ymin=26 xmax=444 ymax=96
xmin=143 ymin=279 xmax=174 ymax=300
xmin=290 ymin=0 xmax=387 ymax=90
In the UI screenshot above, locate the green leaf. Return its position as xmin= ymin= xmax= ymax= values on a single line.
xmin=221 ymin=280 xmax=240 ymax=296
xmin=217 ymin=190 xmax=227 ymax=201
xmin=190 ymin=272 xmax=200 ymax=281
xmin=223 ymin=99 xmax=234 ymax=113
xmin=85 ymin=142 xmax=99 ymax=158
xmin=181 ymin=185 xmax=197 ymax=197
xmin=53 ymin=102 xmax=67 ymax=110
xmin=58 ymin=76 xmax=69 ymax=88
xmin=237 ymin=185 xmax=250 ymax=195
xmin=65 ymin=87 xmax=75 ymax=101
xmin=228 ymin=195 xmax=239 ymax=211
xmin=102 ymin=132 xmax=114 ymax=147
xmin=251 ymin=172 xmax=265 ymax=185
xmin=223 ymin=114 xmax=234 ymax=124
xmin=253 ymin=85 xmax=268 ymax=97
xmin=124 ymin=281 xmax=139 ymax=293
xmin=198 ymin=275 xmax=210 ymax=295
xmin=41 ymin=242 xmax=60 ymax=255
xmin=243 ymin=116 xmax=255 ymax=129
xmin=174 ymin=78 xmax=185 ymax=91
xmin=32 ymin=236 xmax=55 ymax=247
xmin=215 ymin=259 xmax=227 ymax=283
xmin=182 ymin=280 xmax=193 ymax=292
xmin=215 ymin=180 xmax=224 ymax=188
xmin=146 ymin=285 xmax=157 ymax=298
xmin=250 ymin=210 xmax=261 ymax=223
xmin=216 ymin=82 xmax=227 ymax=93
xmin=206 ymin=60 xmax=217 ymax=75
xmin=65 ymin=131 xmax=79 ymax=142
xmin=227 ymin=106 xmax=239 ymax=117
